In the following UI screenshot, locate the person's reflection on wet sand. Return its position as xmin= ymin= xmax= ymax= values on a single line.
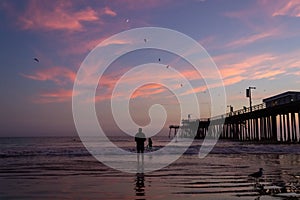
xmin=137 ymin=152 xmax=144 ymax=170
xmin=137 ymin=152 xmax=144 ymax=173
xmin=135 ymin=141 xmax=145 ymax=199
xmin=134 ymin=128 xmax=146 ymax=199
xmin=135 ymin=172 xmax=145 ymax=199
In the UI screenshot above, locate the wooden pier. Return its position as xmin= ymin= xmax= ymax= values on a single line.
xmin=169 ymin=92 xmax=300 ymax=143
xmin=220 ymin=100 xmax=300 ymax=142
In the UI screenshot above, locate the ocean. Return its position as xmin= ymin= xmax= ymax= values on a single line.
xmin=1 ymin=136 xmax=300 ymax=199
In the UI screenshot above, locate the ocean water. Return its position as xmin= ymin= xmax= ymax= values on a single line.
xmin=0 ymin=137 xmax=300 ymax=200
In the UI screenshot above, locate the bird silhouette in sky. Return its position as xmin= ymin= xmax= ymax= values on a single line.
xmin=33 ymin=57 xmax=39 ymax=63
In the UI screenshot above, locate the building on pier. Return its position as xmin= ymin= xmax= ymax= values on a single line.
xmin=263 ymin=91 xmax=300 ymax=108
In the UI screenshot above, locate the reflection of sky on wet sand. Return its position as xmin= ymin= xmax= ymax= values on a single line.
xmin=1 ymin=153 xmax=299 ymax=200
xmin=1 ymin=137 xmax=300 ymax=199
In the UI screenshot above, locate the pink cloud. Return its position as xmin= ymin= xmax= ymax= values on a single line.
xmin=65 ymin=37 xmax=108 ymax=55
xmin=220 ymin=66 xmax=246 ymax=79
xmin=95 ymin=83 xmax=167 ymax=103
xmin=21 ymin=66 xmax=76 ymax=85
xmin=212 ymin=53 xmax=241 ymax=65
xmin=110 ymin=0 xmax=173 ymax=10
xmin=223 ymin=0 xmax=300 ymax=45
xmin=216 ymin=52 xmax=290 ymax=87
xmin=96 ymin=70 xmax=175 ymax=102
xmin=173 ymin=52 xmax=287 ymax=96
xmin=181 ymin=52 xmax=289 ymax=95
xmin=220 ymin=54 xmax=278 ymax=80
xmin=227 ymin=54 xmax=276 ymax=70
xmin=94 ymin=94 xmax=111 ymax=103
xmin=26 ymin=48 xmax=299 ymax=104
xmin=221 ymin=1 xmax=287 ymax=49
xmin=33 ymin=89 xmax=73 ymax=103
xmin=63 ymin=32 xmax=135 ymax=56
xmin=14 ymin=1 xmax=118 ymax=32
xmin=225 ymin=29 xmax=279 ymax=48
xmin=253 ymin=69 xmax=285 ymax=80
xmin=223 ymin=3 xmax=266 ymax=31
xmin=272 ymin=0 xmax=300 ymax=17
xmin=94 ymin=66 xmax=204 ymax=102
xmin=131 ymin=84 xmax=167 ymax=98
xmin=18 ymin=1 xmax=99 ymax=31
xmin=103 ymin=6 xmax=117 ymax=17
xmin=198 ymin=35 xmax=216 ymax=48
xmin=223 ymin=75 xmax=245 ymax=86
xmin=180 ymin=69 xmax=202 ymax=80
xmin=99 ymin=76 xmax=116 ymax=90
xmin=183 ymin=85 xmax=207 ymax=96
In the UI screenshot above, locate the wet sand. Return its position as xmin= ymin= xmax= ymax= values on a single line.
xmin=0 ymin=137 xmax=300 ymax=199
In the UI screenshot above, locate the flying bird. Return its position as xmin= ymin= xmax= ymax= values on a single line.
xmin=33 ymin=57 xmax=39 ymax=63
xmin=249 ymin=168 xmax=263 ymax=179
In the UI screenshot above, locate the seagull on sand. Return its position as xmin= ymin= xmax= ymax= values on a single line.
xmin=249 ymin=168 xmax=264 ymax=180
xmin=292 ymin=174 xmax=300 ymax=179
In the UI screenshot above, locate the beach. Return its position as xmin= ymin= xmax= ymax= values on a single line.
xmin=1 ymin=137 xmax=300 ymax=200
xmin=2 ymin=1 xmax=300 ymax=199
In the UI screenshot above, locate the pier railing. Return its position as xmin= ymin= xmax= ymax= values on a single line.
xmin=211 ymin=103 xmax=266 ymax=120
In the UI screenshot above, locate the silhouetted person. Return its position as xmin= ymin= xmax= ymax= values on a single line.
xmin=135 ymin=128 xmax=146 ymax=169
xmin=147 ymin=138 xmax=153 ymax=151
xmin=135 ymin=128 xmax=146 ymax=153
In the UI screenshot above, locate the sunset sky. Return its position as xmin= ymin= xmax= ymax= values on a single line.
xmin=1 ymin=0 xmax=300 ymax=137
